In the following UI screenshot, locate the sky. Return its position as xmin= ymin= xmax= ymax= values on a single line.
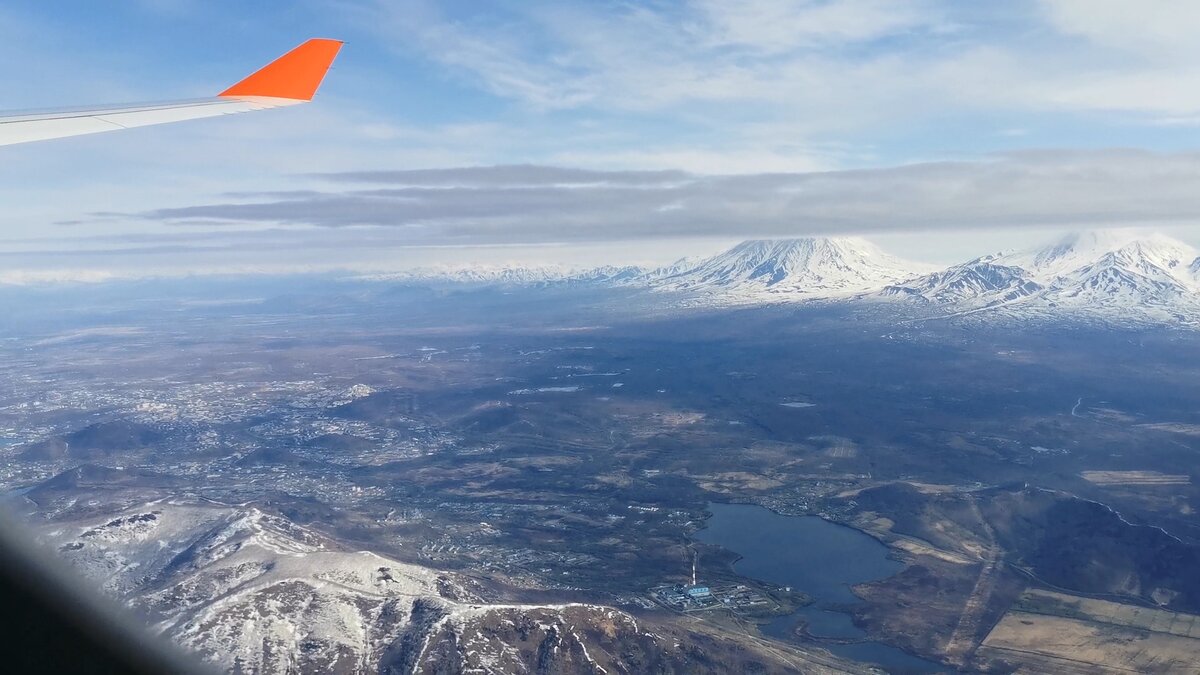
xmin=5 ymin=0 xmax=1200 ymax=281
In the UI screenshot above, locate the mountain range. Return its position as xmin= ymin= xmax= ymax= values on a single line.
xmin=376 ymin=230 xmax=1200 ymax=325
xmin=30 ymin=484 xmax=841 ymax=674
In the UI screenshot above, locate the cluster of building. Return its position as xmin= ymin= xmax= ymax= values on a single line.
xmin=649 ymin=582 xmax=776 ymax=614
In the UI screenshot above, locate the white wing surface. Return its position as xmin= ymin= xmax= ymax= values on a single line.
xmin=0 ymin=38 xmax=342 ymax=147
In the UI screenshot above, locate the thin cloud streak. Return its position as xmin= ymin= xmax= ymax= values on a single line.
xmin=137 ymin=151 xmax=1200 ymax=245
xmin=354 ymin=0 xmax=1200 ymax=122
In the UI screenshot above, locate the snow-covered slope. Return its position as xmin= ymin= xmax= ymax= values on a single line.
xmin=569 ymin=264 xmax=647 ymax=284
xmin=356 ymin=230 xmax=1200 ymax=325
xmin=363 ymin=265 xmax=573 ymax=286
xmin=401 ymin=602 xmax=839 ymax=674
xmin=1047 ymin=252 xmax=1194 ymax=309
xmin=879 ymin=254 xmax=1042 ymax=308
xmin=39 ymin=499 xmax=828 ymax=674
xmin=651 ymin=237 xmax=928 ymax=301
xmin=641 ymin=255 xmax=705 ymax=281
xmin=359 ymin=238 xmax=930 ymax=303
xmin=43 ymin=502 xmax=439 ymax=672
xmin=362 ymin=264 xmax=647 ymax=287
xmin=878 ymin=231 xmax=1200 ymax=324
xmin=1004 ymin=230 xmax=1193 ymax=280
xmin=1002 ymin=231 xmax=1200 ymax=322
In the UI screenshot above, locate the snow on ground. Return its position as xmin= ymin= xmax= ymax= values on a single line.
xmin=39 ymin=500 xmax=651 ymax=674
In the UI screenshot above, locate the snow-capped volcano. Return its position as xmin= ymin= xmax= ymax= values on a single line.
xmin=856 ymin=229 xmax=1200 ymax=324
xmin=880 ymin=230 xmax=1200 ymax=323
xmin=1004 ymin=230 xmax=1198 ymax=284
xmin=1009 ymin=231 xmax=1198 ymax=313
xmin=356 ymin=230 xmax=1200 ymax=325
xmin=652 ymin=237 xmax=927 ymax=300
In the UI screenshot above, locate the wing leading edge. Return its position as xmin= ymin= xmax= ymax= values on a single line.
xmin=0 ymin=38 xmax=342 ymax=147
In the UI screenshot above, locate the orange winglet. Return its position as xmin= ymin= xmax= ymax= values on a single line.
xmin=219 ymin=38 xmax=343 ymax=101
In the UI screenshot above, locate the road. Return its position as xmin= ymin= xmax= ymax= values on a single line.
xmin=943 ymin=495 xmax=1003 ymax=667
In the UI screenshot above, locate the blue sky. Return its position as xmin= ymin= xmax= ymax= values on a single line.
xmin=5 ymin=0 xmax=1200 ymax=280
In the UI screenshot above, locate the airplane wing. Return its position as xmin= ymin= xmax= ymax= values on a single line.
xmin=0 ymin=38 xmax=342 ymax=147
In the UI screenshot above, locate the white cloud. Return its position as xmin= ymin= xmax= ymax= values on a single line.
xmin=1038 ymin=0 xmax=1200 ymax=61
xmin=13 ymin=149 xmax=1200 ymax=280
xmin=353 ymin=0 xmax=952 ymax=113
xmin=352 ymin=0 xmax=1200 ymax=125
xmin=10 ymin=0 xmax=1200 ymax=282
xmin=126 ymin=151 xmax=1200 ymax=245
xmin=692 ymin=0 xmax=944 ymax=53
xmin=548 ymin=147 xmax=829 ymax=174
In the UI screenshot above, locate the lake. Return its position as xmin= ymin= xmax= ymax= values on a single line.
xmin=694 ymin=502 xmax=947 ymax=674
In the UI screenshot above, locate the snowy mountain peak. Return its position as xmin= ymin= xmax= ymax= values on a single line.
xmin=655 ymin=236 xmax=926 ymax=299
xmin=722 ymin=237 xmax=891 ymax=274
xmin=1013 ymin=230 xmax=1197 ymax=279
xmin=872 ymin=229 xmax=1200 ymax=324
xmin=44 ymin=500 xmax=755 ymax=674
xmin=352 ymin=230 xmax=1200 ymax=324
xmin=880 ymin=257 xmax=1041 ymax=307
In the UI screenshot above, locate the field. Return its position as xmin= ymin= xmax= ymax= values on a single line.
xmin=1081 ymin=470 xmax=1191 ymax=487
xmin=978 ymin=590 xmax=1200 ymax=673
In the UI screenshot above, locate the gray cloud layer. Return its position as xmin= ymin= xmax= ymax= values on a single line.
xmin=141 ymin=152 xmax=1200 ymax=245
